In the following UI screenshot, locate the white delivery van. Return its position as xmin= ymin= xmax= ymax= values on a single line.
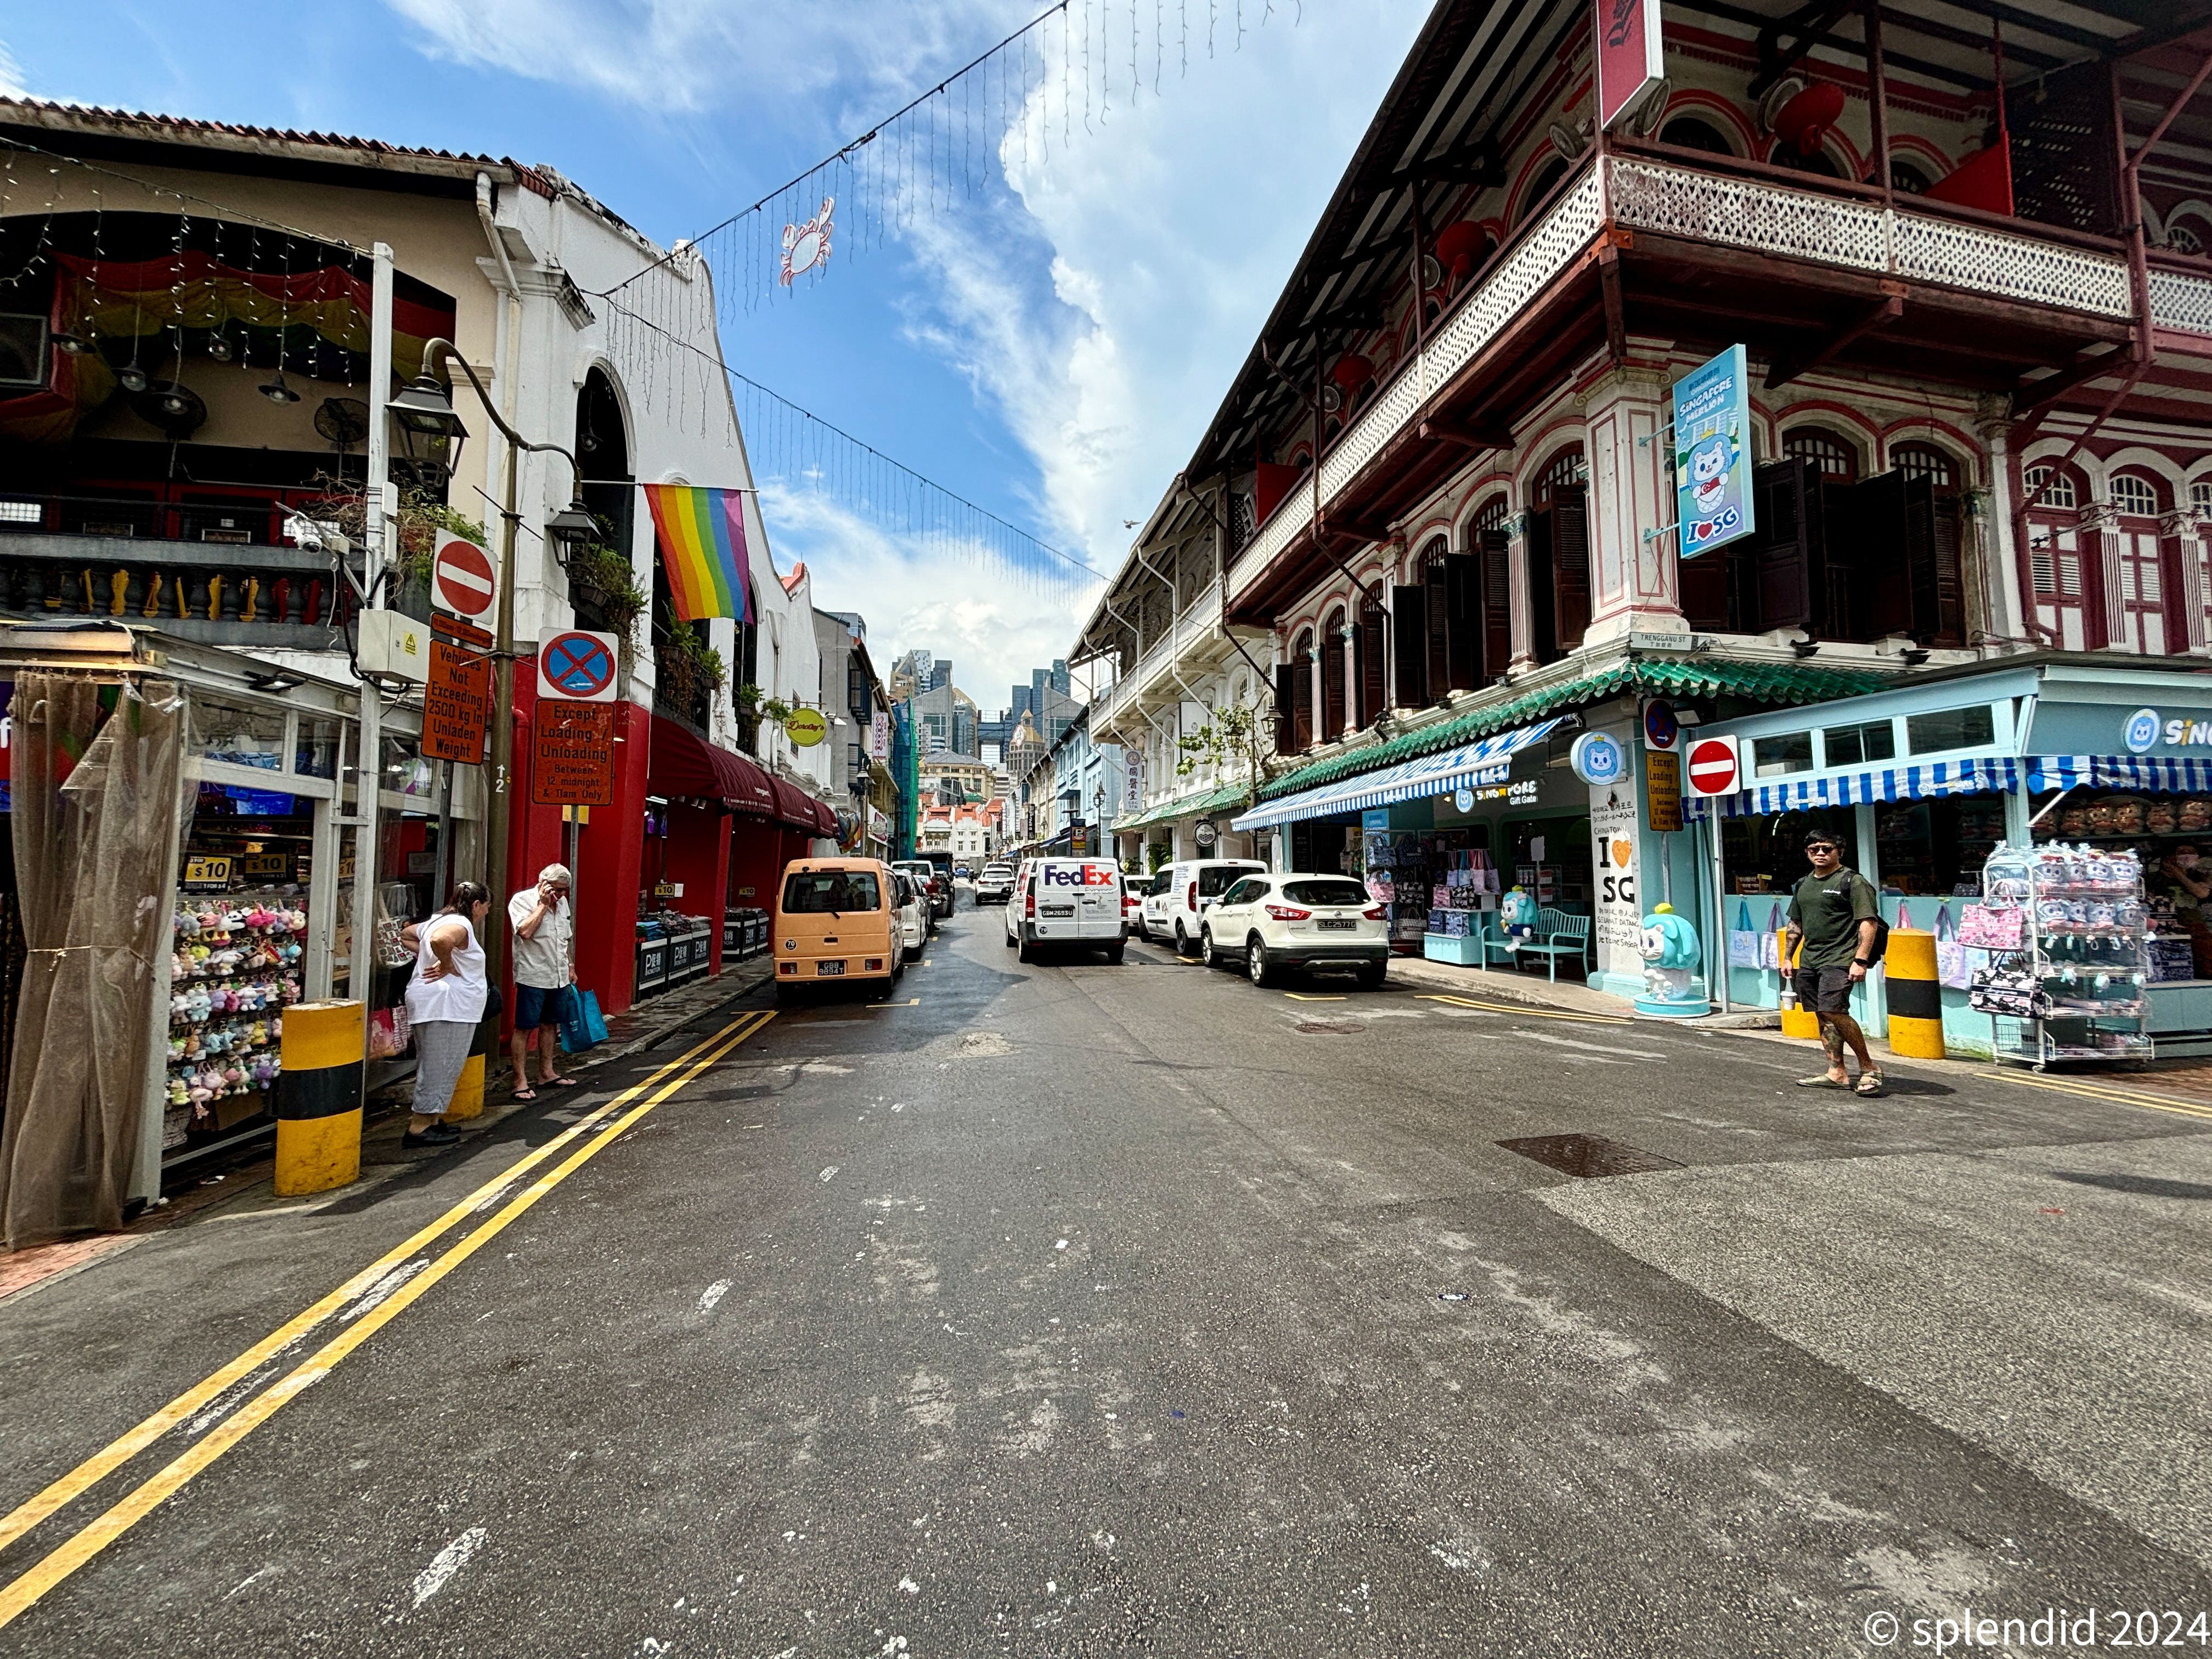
xmin=1005 ymin=856 xmax=1127 ymax=964
xmin=1143 ymin=859 xmax=1267 ymax=956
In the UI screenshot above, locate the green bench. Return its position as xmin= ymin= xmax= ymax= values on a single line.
xmin=1475 ymin=908 xmax=1592 ymax=981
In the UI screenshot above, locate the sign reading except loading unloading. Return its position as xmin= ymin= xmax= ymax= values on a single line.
xmin=532 ymin=702 xmax=616 ymax=805
xmin=537 ymin=629 xmax=620 ymax=703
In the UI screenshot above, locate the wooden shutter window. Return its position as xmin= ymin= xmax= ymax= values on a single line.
xmin=1322 ymin=618 xmax=1347 ymax=739
xmin=1358 ymin=601 xmax=1387 ymax=727
xmin=1750 ymin=459 xmax=1814 ymax=633
xmin=1480 ymin=529 xmax=1513 ymax=679
xmin=1446 ymin=553 xmax=1480 ymax=692
xmin=1272 ymin=664 xmax=1296 ymax=754
xmin=1850 ymin=469 xmax=1912 ymax=638
xmin=1391 ymin=584 xmax=1427 ymax=706
xmin=1424 ymin=558 xmax=1451 ymax=702
xmin=1552 ymin=484 xmax=1592 ymax=651
xmin=1904 ymin=475 xmax=1965 ymax=645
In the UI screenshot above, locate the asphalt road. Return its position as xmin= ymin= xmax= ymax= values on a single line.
xmin=3 ymin=896 xmax=2210 ymax=1657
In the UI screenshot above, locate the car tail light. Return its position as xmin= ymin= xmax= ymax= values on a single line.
xmin=1265 ymin=902 xmax=1311 ymax=922
xmin=1026 ymin=890 xmax=1037 ymax=918
xmin=865 ymin=957 xmax=884 ymax=970
xmin=1362 ymin=904 xmax=1386 ymax=921
xmin=777 ymin=961 xmax=797 ymax=975
xmin=1186 ymin=881 xmax=1197 ymax=911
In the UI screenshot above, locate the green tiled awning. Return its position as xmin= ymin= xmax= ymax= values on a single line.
xmin=1257 ymin=656 xmax=1892 ymax=802
xmin=1113 ymin=779 xmax=1255 ymax=834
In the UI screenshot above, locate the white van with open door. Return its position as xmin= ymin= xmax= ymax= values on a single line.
xmin=1005 ymin=856 xmax=1127 ymax=963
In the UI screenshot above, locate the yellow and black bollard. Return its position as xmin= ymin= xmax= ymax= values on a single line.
xmin=445 ymin=1018 xmax=493 ymax=1122
xmin=274 ymin=999 xmax=364 ymax=1197
xmin=1883 ymin=929 xmax=1946 ymax=1059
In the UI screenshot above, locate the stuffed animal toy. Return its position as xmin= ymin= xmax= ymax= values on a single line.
xmin=1498 ymin=887 xmax=1540 ymax=950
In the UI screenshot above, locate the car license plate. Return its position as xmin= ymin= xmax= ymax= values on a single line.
xmin=816 ymin=961 xmax=845 ymax=975
xmin=1318 ymin=918 xmax=1356 ymax=931
xmin=1041 ymin=904 xmax=1075 ymax=917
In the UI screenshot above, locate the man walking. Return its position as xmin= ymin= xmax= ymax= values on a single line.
xmin=509 ymin=863 xmax=580 ymax=1101
xmin=1785 ymin=829 xmax=1885 ymax=1097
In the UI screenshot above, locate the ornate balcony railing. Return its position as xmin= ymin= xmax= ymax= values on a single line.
xmin=1093 ymin=582 xmax=1224 ymax=735
xmin=1226 ymin=152 xmax=2212 ymax=607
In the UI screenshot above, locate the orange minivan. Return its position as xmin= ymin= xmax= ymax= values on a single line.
xmin=773 ymin=857 xmax=905 ymax=1003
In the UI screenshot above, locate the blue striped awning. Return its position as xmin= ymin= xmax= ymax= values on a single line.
xmin=1686 ymin=756 xmax=2019 ymax=819
xmin=2024 ymin=754 xmax=2212 ymax=793
xmin=1231 ymin=717 xmax=1562 ymax=832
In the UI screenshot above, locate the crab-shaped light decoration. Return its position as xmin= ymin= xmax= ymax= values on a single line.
xmin=781 ymin=197 xmax=836 ymax=286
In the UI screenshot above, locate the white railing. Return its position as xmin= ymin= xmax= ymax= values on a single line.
xmin=1224 ymin=154 xmax=2208 ymax=608
xmin=1093 ymin=583 xmax=1223 ymax=735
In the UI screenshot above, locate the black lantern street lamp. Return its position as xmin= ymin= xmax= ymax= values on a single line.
xmin=385 ymin=370 xmax=470 ymax=487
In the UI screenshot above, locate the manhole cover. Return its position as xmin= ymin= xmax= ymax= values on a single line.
xmin=1295 ymin=1020 xmax=1366 ymax=1034
xmin=1495 ymin=1133 xmax=1683 ymax=1178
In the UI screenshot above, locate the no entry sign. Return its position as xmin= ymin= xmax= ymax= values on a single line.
xmin=537 ymin=628 xmax=620 ymax=703
xmin=1685 ymin=734 xmax=1741 ymax=797
xmin=432 ymin=535 xmax=497 ymax=621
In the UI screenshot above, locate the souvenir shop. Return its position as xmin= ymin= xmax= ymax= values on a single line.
xmin=1688 ymin=657 xmax=2212 ymax=1060
xmin=0 ymin=622 xmax=443 ymax=1244
xmin=1234 ymin=716 xmax=1589 ymax=957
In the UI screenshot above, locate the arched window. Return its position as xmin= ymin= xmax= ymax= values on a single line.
xmin=2192 ymin=479 xmax=2212 ymax=519
xmin=2169 ymin=216 xmax=2209 ymax=256
xmin=2110 ymin=472 xmax=2163 ymax=518
xmin=1893 ymin=443 xmax=1960 ymax=488
xmin=2024 ymin=464 xmax=2078 ymax=511
xmin=575 ymin=365 xmax=635 ymax=640
xmin=1520 ymin=157 xmax=1569 ymax=223
xmin=1660 ymin=117 xmax=1733 ymax=156
xmin=1783 ymin=426 xmax=1860 ymax=482
xmin=1291 ymin=628 xmax=1316 ymax=751
xmin=1773 ymin=143 xmax=1841 ymax=179
xmin=1890 ymin=160 xmax=1933 ymax=196
xmin=1322 ymin=605 xmax=1348 ymax=738
xmin=1467 ymin=495 xmax=1510 ymax=535
xmin=1532 ymin=447 xmax=1585 ymax=504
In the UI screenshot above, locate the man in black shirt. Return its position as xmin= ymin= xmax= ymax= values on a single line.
xmin=1785 ymin=828 xmax=1884 ymax=1096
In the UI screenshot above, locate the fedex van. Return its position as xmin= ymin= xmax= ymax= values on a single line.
xmin=1003 ymin=856 xmax=1127 ymax=964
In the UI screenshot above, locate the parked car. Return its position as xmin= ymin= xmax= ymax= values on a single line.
xmin=893 ymin=859 xmax=950 ymax=923
xmin=918 ymin=849 xmax=957 ymax=915
xmin=1004 ymin=856 xmax=1126 ymax=963
xmin=1199 ymin=871 xmax=1389 ymax=989
xmin=974 ymin=861 xmax=1017 ymax=905
xmin=953 ymin=864 xmax=973 ymax=879
xmin=773 ymin=858 xmax=905 ymax=1003
xmin=889 ymin=868 xmax=929 ymax=961
xmin=1141 ymin=859 xmax=1267 ymax=956
xmin=1121 ymin=874 xmax=1144 ymax=933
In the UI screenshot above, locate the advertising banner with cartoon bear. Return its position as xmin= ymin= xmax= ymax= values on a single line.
xmin=1673 ymin=343 xmax=1754 ymax=558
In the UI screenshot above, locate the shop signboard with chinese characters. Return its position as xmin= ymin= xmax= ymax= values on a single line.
xmin=870 ymin=710 xmax=890 ymax=761
xmin=423 ymin=639 xmax=490 ymax=765
xmin=532 ymin=702 xmax=616 ymax=806
xmin=1673 ymin=345 xmax=1754 ymax=558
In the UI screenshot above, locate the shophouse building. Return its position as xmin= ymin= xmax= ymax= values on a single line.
xmin=812 ymin=608 xmax=900 ymax=860
xmin=1072 ymin=0 xmax=2212 ymax=1005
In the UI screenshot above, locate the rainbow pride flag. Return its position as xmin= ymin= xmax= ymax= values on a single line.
xmin=642 ymin=484 xmax=753 ymax=623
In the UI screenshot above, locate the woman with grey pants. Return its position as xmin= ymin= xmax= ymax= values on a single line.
xmin=400 ymin=882 xmax=492 ymax=1149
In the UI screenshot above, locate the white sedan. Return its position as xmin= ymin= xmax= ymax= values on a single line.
xmin=1198 ymin=872 xmax=1389 ymax=989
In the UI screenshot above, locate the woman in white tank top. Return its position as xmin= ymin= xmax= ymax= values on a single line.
xmin=400 ymin=882 xmax=492 ymax=1147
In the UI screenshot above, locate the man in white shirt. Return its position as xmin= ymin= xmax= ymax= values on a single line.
xmin=507 ymin=863 xmax=579 ymax=1099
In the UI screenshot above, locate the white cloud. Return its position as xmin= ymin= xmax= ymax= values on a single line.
xmin=0 ymin=38 xmax=30 ymax=100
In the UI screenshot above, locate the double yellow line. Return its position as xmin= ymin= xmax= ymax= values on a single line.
xmin=1417 ymin=993 xmax=1633 ymax=1025
xmin=0 ymin=1006 xmax=773 ymax=1631
xmin=1981 ymin=1066 xmax=2212 ymax=1124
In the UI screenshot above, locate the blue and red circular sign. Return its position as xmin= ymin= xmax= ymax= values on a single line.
xmin=1643 ymin=698 xmax=1679 ymax=751
xmin=539 ymin=630 xmax=616 ymax=701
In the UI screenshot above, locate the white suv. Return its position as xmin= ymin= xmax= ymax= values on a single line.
xmin=973 ymin=861 xmax=1017 ymax=905
xmin=1140 ymin=859 xmax=1266 ymax=956
xmin=1199 ymin=872 xmax=1389 ymax=989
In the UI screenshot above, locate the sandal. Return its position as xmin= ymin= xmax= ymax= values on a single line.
xmin=1855 ymin=1071 xmax=1887 ymax=1097
xmin=511 ymin=1087 xmax=539 ymax=1102
xmin=1795 ymin=1074 xmax=1848 ymax=1089
xmin=543 ymin=1075 xmax=583 ymax=1088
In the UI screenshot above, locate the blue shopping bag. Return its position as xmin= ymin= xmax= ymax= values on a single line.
xmin=557 ymin=988 xmax=607 ymax=1053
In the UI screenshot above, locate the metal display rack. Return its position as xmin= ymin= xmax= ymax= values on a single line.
xmin=1977 ymin=844 xmax=2153 ymax=1071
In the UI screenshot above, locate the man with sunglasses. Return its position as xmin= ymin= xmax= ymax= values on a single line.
xmin=1784 ymin=830 xmax=1885 ymax=1096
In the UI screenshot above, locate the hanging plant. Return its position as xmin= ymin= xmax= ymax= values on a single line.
xmin=567 ymin=541 xmax=647 ymax=641
xmin=659 ymin=625 xmax=726 ymax=714
xmin=292 ymin=475 xmax=489 ymax=593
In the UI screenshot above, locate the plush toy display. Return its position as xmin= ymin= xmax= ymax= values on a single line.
xmin=165 ymin=889 xmax=311 ymax=1128
xmin=1498 ymin=887 xmax=1540 ymax=951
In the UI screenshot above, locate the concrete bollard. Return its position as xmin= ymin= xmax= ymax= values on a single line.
xmin=1884 ymin=929 xmax=1946 ymax=1059
xmin=1777 ymin=930 xmax=1822 ymax=1039
xmin=274 ymin=999 xmax=364 ymax=1197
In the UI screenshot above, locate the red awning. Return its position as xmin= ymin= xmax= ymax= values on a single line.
xmin=648 ymin=713 xmax=775 ymax=815
xmin=768 ymin=774 xmax=833 ymax=834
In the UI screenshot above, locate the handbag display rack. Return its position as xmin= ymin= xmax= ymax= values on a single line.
xmin=1972 ymin=842 xmax=2153 ymax=1070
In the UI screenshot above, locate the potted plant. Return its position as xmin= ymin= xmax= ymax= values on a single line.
xmin=566 ymin=541 xmax=647 ymax=642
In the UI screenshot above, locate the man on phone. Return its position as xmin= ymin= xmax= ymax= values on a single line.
xmin=1785 ymin=830 xmax=1884 ymax=1097
xmin=508 ymin=863 xmax=579 ymax=1100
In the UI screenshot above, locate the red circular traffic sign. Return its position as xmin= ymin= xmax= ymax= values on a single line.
xmin=540 ymin=631 xmax=616 ymax=699
xmin=1686 ymin=736 xmax=1739 ymax=796
xmin=433 ymin=537 xmax=496 ymax=619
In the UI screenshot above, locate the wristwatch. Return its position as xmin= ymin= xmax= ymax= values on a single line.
xmin=1852 ymin=957 xmax=1871 ymax=967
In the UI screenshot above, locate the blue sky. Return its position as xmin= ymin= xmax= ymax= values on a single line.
xmin=1 ymin=1 xmax=1424 ymax=715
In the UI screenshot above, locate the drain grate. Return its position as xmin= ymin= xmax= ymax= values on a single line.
xmin=1294 ymin=1020 xmax=1367 ymax=1035
xmin=1495 ymin=1133 xmax=1683 ymax=1178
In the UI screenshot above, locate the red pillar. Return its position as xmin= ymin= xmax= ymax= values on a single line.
xmin=662 ymin=802 xmax=732 ymax=972
xmin=727 ymin=815 xmax=784 ymax=910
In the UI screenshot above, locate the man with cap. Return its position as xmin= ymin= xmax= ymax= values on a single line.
xmin=509 ymin=863 xmax=580 ymax=1099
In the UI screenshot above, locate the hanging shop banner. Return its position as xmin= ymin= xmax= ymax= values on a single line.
xmin=870 ymin=710 xmax=890 ymax=761
xmin=1570 ymin=730 xmax=1626 ymax=786
xmin=532 ymin=702 xmax=617 ymax=806
xmin=783 ymin=707 xmax=828 ymax=748
xmin=1595 ymin=0 xmax=1666 ymax=131
xmin=1125 ymin=754 xmax=1143 ymax=814
xmin=537 ymin=628 xmax=620 ymax=703
xmin=1673 ymin=344 xmax=1754 ymax=558
xmin=1645 ymin=749 xmax=1683 ymax=833
xmin=423 ymin=639 xmax=490 ymax=765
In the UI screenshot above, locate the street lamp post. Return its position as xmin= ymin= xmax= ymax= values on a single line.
xmin=386 ymin=342 xmax=596 ymax=988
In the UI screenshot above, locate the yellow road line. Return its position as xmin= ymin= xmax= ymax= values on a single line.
xmin=1284 ymin=992 xmax=1346 ymax=1002
xmin=1980 ymin=1068 xmax=2212 ymax=1122
xmin=0 ymin=1008 xmax=771 ymax=1559
xmin=0 ymin=1010 xmax=770 ymax=1632
xmin=1417 ymin=994 xmax=1632 ymax=1025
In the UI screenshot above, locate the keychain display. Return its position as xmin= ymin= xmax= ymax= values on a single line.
xmin=1971 ymin=842 xmax=2152 ymax=1068
xmin=164 ymin=890 xmax=306 ymax=1145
